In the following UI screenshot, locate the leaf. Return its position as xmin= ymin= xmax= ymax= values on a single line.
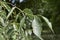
xmin=0 ymin=17 xmax=6 ymax=26
xmin=27 ymin=29 xmax=32 ymax=35
xmin=1 ymin=2 xmax=11 ymax=12
xmin=0 ymin=10 xmax=6 ymax=18
xmin=23 ymin=8 xmax=33 ymax=14
xmin=23 ymin=8 xmax=33 ymax=20
xmin=32 ymin=16 xmax=43 ymax=40
xmin=20 ymin=16 xmax=25 ymax=27
xmin=13 ymin=23 xmax=17 ymax=31
xmin=7 ymin=27 xmax=13 ymax=36
xmin=40 ymin=15 xmax=54 ymax=33
xmin=0 ymin=34 xmax=5 ymax=40
xmin=7 ymin=7 xmax=16 ymax=19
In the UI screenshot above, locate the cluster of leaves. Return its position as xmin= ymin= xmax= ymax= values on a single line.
xmin=0 ymin=1 xmax=54 ymax=40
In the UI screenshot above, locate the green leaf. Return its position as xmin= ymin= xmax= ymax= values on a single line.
xmin=40 ymin=15 xmax=54 ymax=33
xmin=7 ymin=7 xmax=16 ymax=19
xmin=1 ymin=2 xmax=11 ymax=12
xmin=23 ymin=8 xmax=33 ymax=20
xmin=20 ymin=16 xmax=25 ymax=27
xmin=32 ymin=16 xmax=43 ymax=40
xmin=13 ymin=23 xmax=17 ymax=31
xmin=23 ymin=8 xmax=33 ymax=14
xmin=27 ymin=29 xmax=32 ymax=35
xmin=0 ymin=34 xmax=5 ymax=40
xmin=7 ymin=26 xmax=14 ymax=36
xmin=0 ymin=17 xmax=6 ymax=26
xmin=0 ymin=10 xmax=6 ymax=18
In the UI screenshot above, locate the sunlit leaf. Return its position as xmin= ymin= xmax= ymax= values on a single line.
xmin=7 ymin=7 xmax=16 ymax=19
xmin=0 ymin=6 xmax=2 ymax=11
xmin=13 ymin=23 xmax=17 ymax=31
xmin=32 ymin=16 xmax=43 ymax=40
xmin=25 ymin=30 xmax=28 ymax=36
xmin=1 ymin=2 xmax=11 ymax=12
xmin=40 ymin=15 xmax=54 ymax=33
xmin=27 ymin=29 xmax=32 ymax=35
xmin=0 ymin=10 xmax=6 ymax=18
xmin=0 ymin=17 xmax=6 ymax=26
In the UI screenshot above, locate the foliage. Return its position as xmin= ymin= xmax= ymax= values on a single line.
xmin=0 ymin=0 xmax=58 ymax=40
